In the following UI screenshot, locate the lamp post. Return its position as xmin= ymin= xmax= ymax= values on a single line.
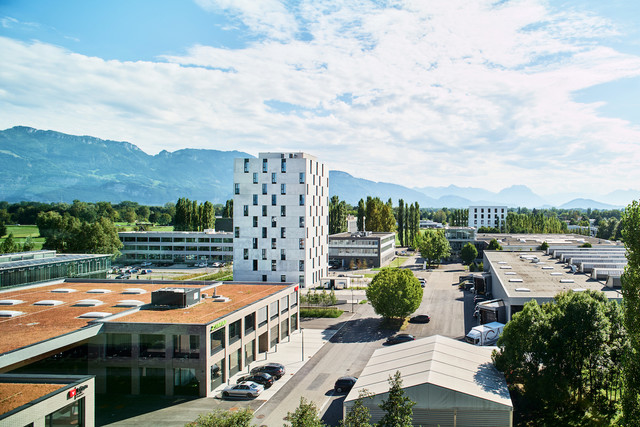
xmin=351 ymin=287 xmax=354 ymax=313
xmin=301 ymin=327 xmax=305 ymax=361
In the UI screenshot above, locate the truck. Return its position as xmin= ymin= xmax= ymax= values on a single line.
xmin=465 ymin=322 xmax=505 ymax=346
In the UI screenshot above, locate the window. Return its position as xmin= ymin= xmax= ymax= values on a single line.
xmin=140 ymin=334 xmax=165 ymax=358
xmin=262 ymin=158 xmax=268 ymax=173
xmin=258 ymin=306 xmax=268 ymax=327
xmin=174 ymin=368 xmax=199 ymax=396
xmin=262 ymin=274 xmax=267 ymax=282
xmin=211 ymin=360 xmax=225 ymax=390
xmin=299 ymin=239 xmax=304 ymax=249
xmin=299 ymin=194 xmax=305 ymax=205
xmin=252 ymin=238 xmax=258 ymax=249
xmin=262 ymin=249 xmax=267 ymax=260
xmin=270 ymin=300 xmax=279 ymax=319
xmin=281 ymin=274 xmax=286 ymax=282
xmin=299 ymin=172 xmax=305 ymax=183
xmin=244 ymin=158 xmax=250 ymax=173
xmin=253 ymin=260 xmax=258 ymax=271
xmin=281 ymin=183 xmax=286 ymax=194
xmin=299 ymin=216 xmax=304 ymax=228
xmin=262 ymin=183 xmax=267 ymax=194
xmin=243 ymin=205 xmax=249 ymax=216
xmin=243 ymin=248 xmax=248 ymax=260
xmin=281 ymin=227 xmax=286 ymax=238
xmin=299 ymin=275 xmax=304 ymax=284
xmin=281 ymin=295 xmax=289 ymax=314
xmin=46 ymin=399 xmax=83 ymax=427
xmin=245 ymin=313 xmax=255 ymax=334
xmin=262 ymin=227 xmax=267 ymax=238
xmin=271 ymin=260 xmax=276 ymax=271
xmin=299 ymin=260 xmax=304 ymax=271
xmin=271 ymin=216 xmax=277 ymax=227
xmin=271 ymin=238 xmax=277 ymax=249
xmin=106 ymin=333 xmax=131 ymax=358
xmin=281 ymin=249 xmax=286 ymax=260
xmin=253 ymin=172 xmax=258 ymax=184
xmin=210 ymin=327 xmax=225 ymax=354
xmin=234 ymin=183 xmax=239 ymax=194
xmin=281 ymin=158 xmax=286 ymax=172
xmin=229 ymin=319 xmax=241 ymax=344
xmin=281 ymin=206 xmax=286 ymax=217
xmin=253 ymin=194 xmax=258 ymax=205
xmin=173 ymin=335 xmax=199 ymax=359
xmin=262 ymin=205 xmax=267 ymax=216
xmin=272 ymin=172 xmax=277 ymax=184
xmin=272 ymin=194 xmax=277 ymax=206
xmin=291 ymin=292 xmax=298 ymax=307
xmin=253 ymin=216 xmax=258 ymax=227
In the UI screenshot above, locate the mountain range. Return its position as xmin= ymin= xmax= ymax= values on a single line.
xmin=1 ymin=126 xmax=636 ymax=209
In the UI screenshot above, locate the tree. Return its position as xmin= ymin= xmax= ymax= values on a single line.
xmin=330 ymin=196 xmax=348 ymax=234
xmin=357 ymin=199 xmax=365 ymax=231
xmin=460 ymin=242 xmax=478 ymax=265
xmin=366 ymin=268 xmax=422 ymax=319
xmin=186 ymin=408 xmax=253 ymax=427
xmin=417 ymin=230 xmax=451 ymax=267
xmin=378 ymin=371 xmax=415 ymax=427
xmin=0 ymin=221 xmax=6 ymax=238
xmin=487 ymin=238 xmax=502 ymax=251
xmin=22 ymin=236 xmax=35 ymax=252
xmin=136 ymin=205 xmax=151 ymax=222
xmin=621 ymin=200 xmax=640 ymax=425
xmin=0 ymin=233 xmax=18 ymax=254
xmin=285 ymin=397 xmax=325 ymax=427
xmin=222 ymin=199 xmax=233 ymax=218
xmin=540 ymin=241 xmax=549 ymax=251
xmin=397 ymin=200 xmax=405 ymax=247
xmin=341 ymin=390 xmax=373 ymax=427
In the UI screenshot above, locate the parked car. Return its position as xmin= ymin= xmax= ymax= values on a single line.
xmin=385 ymin=334 xmax=415 ymax=345
xmin=141 ymin=262 xmax=152 ymax=267
xmin=237 ymin=373 xmax=274 ymax=388
xmin=222 ymin=381 xmax=264 ymax=398
xmin=409 ymin=314 xmax=431 ymax=323
xmin=418 ymin=278 xmax=426 ymax=288
xmin=115 ymin=274 xmax=130 ymax=280
xmin=251 ymin=363 xmax=285 ymax=379
xmin=334 ymin=376 xmax=358 ymax=393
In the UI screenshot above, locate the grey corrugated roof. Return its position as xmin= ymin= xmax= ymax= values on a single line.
xmin=0 ymin=253 xmax=110 ymax=272
xmin=345 ymin=335 xmax=512 ymax=409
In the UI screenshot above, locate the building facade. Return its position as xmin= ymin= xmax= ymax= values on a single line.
xmin=468 ymin=206 xmax=507 ymax=229
xmin=233 ymin=153 xmax=329 ymax=288
xmin=328 ymin=231 xmax=396 ymax=269
xmin=118 ymin=231 xmax=233 ymax=265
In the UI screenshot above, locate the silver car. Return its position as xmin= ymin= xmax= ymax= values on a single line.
xmin=222 ymin=381 xmax=264 ymax=398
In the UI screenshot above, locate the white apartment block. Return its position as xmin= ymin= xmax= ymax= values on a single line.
xmin=233 ymin=152 xmax=329 ymax=288
xmin=468 ymin=206 xmax=507 ymax=229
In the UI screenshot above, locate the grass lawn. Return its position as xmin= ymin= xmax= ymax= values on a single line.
xmin=1 ymin=225 xmax=45 ymax=250
xmin=371 ymin=256 xmax=409 ymax=271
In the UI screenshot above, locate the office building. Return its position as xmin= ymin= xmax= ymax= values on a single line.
xmin=468 ymin=206 xmax=507 ymax=229
xmin=118 ymin=230 xmax=233 ymax=265
xmin=328 ymin=231 xmax=396 ymax=268
xmin=233 ymin=153 xmax=328 ymax=288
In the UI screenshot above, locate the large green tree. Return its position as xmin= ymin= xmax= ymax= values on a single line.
xmin=378 ymin=371 xmax=416 ymax=427
xmin=366 ymin=268 xmax=422 ymax=319
xmin=397 ymin=200 xmax=405 ymax=247
xmin=285 ymin=397 xmax=325 ymax=427
xmin=186 ymin=408 xmax=253 ymax=427
xmin=417 ymin=229 xmax=451 ymax=266
xmin=357 ymin=199 xmax=365 ymax=232
xmin=460 ymin=242 xmax=478 ymax=265
xmin=341 ymin=390 xmax=373 ymax=427
xmin=487 ymin=238 xmax=503 ymax=251
xmin=329 ymin=196 xmax=348 ymax=234
xmin=0 ymin=233 xmax=19 ymax=254
xmin=621 ymin=200 xmax=640 ymax=425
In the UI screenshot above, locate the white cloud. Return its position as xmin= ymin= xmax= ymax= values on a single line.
xmin=1 ymin=0 xmax=640 ymax=196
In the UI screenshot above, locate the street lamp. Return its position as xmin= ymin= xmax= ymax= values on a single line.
xmin=351 ymin=287 xmax=354 ymax=313
xmin=301 ymin=327 xmax=305 ymax=361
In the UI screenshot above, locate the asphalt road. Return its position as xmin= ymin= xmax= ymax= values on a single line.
xmin=253 ymin=255 xmax=472 ymax=426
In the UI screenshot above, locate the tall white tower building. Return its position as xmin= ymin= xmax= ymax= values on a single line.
xmin=233 ymin=152 xmax=329 ymax=287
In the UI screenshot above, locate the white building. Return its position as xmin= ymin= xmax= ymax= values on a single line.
xmin=468 ymin=206 xmax=507 ymax=229
xmin=233 ymin=152 xmax=329 ymax=288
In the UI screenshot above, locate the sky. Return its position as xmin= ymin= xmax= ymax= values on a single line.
xmin=1 ymin=0 xmax=640 ymax=197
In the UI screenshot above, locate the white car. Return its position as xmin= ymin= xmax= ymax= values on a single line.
xmin=222 ymin=381 xmax=264 ymax=398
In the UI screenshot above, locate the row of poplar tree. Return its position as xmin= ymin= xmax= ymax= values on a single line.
xmin=173 ymin=198 xmax=216 ymax=231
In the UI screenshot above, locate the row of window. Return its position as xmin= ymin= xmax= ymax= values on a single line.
xmin=122 ymin=245 xmax=233 ymax=252
xmin=122 ymin=237 xmax=232 ymax=243
xmin=473 ymin=208 xmax=505 ymax=213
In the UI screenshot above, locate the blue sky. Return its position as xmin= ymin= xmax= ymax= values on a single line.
xmin=1 ymin=0 xmax=639 ymax=197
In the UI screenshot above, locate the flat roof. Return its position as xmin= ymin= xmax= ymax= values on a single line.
xmin=329 ymin=232 xmax=395 ymax=239
xmin=477 ymin=233 xmax=617 ymax=247
xmin=346 ymin=335 xmax=511 ymax=409
xmin=0 ymin=383 xmax=65 ymax=415
xmin=0 ymin=280 xmax=292 ymax=355
xmin=0 ymin=253 xmax=110 ymax=271
xmin=485 ymin=251 xmax=623 ymax=300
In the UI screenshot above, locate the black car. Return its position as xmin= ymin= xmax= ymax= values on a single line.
xmin=385 ymin=334 xmax=415 ymax=345
xmin=250 ymin=363 xmax=285 ymax=379
xmin=409 ymin=314 xmax=431 ymax=323
xmin=237 ymin=373 xmax=274 ymax=388
xmin=334 ymin=376 xmax=358 ymax=393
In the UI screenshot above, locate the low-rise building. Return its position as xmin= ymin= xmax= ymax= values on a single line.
xmin=444 ymin=227 xmax=479 ymax=258
xmin=329 ymin=231 xmax=395 ymax=269
xmin=0 ymin=278 xmax=299 ymax=398
xmin=118 ymin=230 xmax=233 ymax=265
xmin=0 ymin=250 xmax=111 ymax=289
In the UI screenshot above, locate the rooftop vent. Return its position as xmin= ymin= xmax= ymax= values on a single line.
xmin=498 ymin=261 xmax=507 ymax=264
xmin=500 ymin=266 xmax=512 ymax=269
xmin=51 ymin=288 xmax=77 ymax=293
xmin=34 ymin=300 xmax=64 ymax=306
xmin=560 ymin=279 xmax=575 ymax=283
xmin=550 ymin=272 xmax=563 ymax=276
xmin=123 ymin=288 xmax=147 ymax=295
xmin=0 ymin=299 xmax=24 ymax=306
xmin=542 ymin=266 xmax=554 ymax=270
xmin=151 ymin=288 xmax=200 ymax=308
xmin=74 ymin=299 xmax=104 ymax=307
xmin=509 ymin=278 xmax=524 ymax=282
xmin=0 ymin=310 xmax=24 ymax=317
xmin=87 ymin=289 xmax=112 ymax=294
xmin=78 ymin=312 xmax=112 ymax=319
xmin=515 ymin=287 xmax=530 ymax=292
xmin=115 ymin=300 xmax=145 ymax=307
xmin=572 ymin=288 xmax=587 ymax=292
xmin=213 ymin=296 xmax=230 ymax=302
xmin=505 ymin=272 xmax=517 ymax=275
